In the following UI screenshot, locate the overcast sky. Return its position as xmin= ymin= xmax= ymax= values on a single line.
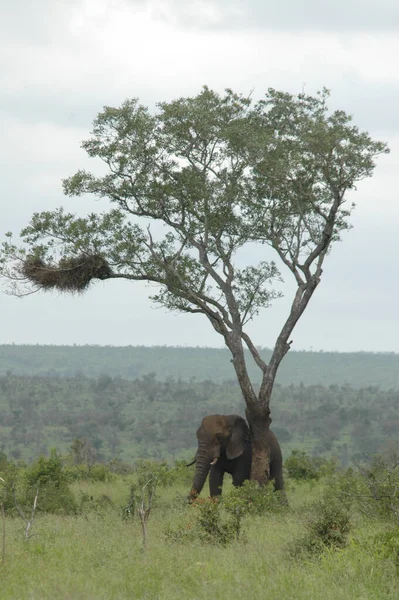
xmin=1 ymin=0 xmax=398 ymax=352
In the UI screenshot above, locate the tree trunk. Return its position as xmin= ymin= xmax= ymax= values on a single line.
xmin=245 ymin=406 xmax=272 ymax=485
xmin=226 ymin=332 xmax=275 ymax=486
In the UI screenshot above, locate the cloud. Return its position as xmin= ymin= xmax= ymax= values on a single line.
xmin=0 ymin=0 xmax=83 ymax=44
xmin=144 ymin=0 xmax=399 ymax=32
xmin=2 ymin=1 xmax=399 ymax=136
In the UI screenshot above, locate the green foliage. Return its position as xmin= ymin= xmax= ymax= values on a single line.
xmin=0 ymin=370 xmax=397 ymax=464
xmin=66 ymin=463 xmax=114 ymax=482
xmin=121 ymin=483 xmax=137 ymax=521
xmin=289 ymin=491 xmax=352 ymax=558
xmin=306 ymin=496 xmax=351 ymax=548
xmin=285 ymin=450 xmax=336 ymax=481
xmin=371 ymin=529 xmax=399 ymax=573
xmin=164 ymin=497 xmax=242 ymax=545
xmin=136 ymin=459 xmax=195 ymax=488
xmin=0 ymin=454 xmax=19 ymax=512
xmin=135 ymin=460 xmax=175 ymax=488
xmin=0 ymin=469 xmax=399 ymax=598
xmin=23 ymin=450 xmax=77 ymax=515
xmin=165 ymin=483 xmax=285 ymax=546
xmin=337 ymin=457 xmax=399 ymax=525
xmin=69 ymin=438 xmax=97 ymax=471
xmin=107 ymin=458 xmax=135 ymax=475
xmin=223 ymin=480 xmax=285 ymax=516
xmin=169 ymin=459 xmax=197 ymax=486
xmin=121 ymin=468 xmax=157 ymax=525
xmin=78 ymin=492 xmax=116 ymax=517
xmin=194 ymin=498 xmax=242 ymax=545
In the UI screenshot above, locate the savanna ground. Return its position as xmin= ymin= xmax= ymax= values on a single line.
xmin=1 ymin=453 xmax=398 ymax=600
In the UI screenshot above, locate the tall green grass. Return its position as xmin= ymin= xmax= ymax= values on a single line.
xmin=0 ymin=473 xmax=398 ymax=600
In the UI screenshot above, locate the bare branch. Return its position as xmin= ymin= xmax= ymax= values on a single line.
xmin=241 ymin=332 xmax=267 ymax=372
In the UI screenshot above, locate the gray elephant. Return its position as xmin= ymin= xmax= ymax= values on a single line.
xmin=187 ymin=414 xmax=284 ymax=501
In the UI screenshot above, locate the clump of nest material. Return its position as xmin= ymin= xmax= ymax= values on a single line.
xmin=21 ymin=253 xmax=113 ymax=292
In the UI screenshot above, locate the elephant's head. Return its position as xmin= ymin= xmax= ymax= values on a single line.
xmin=188 ymin=414 xmax=249 ymax=500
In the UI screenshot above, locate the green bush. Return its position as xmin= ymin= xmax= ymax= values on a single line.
xmin=285 ymin=450 xmax=324 ymax=481
xmin=289 ymin=492 xmax=351 ymax=558
xmin=371 ymin=529 xmax=399 ymax=573
xmin=67 ymin=463 xmax=114 ymax=482
xmin=23 ymin=450 xmax=77 ymax=515
xmin=357 ymin=457 xmax=399 ymax=525
xmin=78 ymin=492 xmax=116 ymax=517
xmin=133 ymin=458 xmax=194 ymax=488
xmin=121 ymin=469 xmax=158 ymax=523
xmin=0 ymin=455 xmax=20 ymax=513
xmin=170 ymin=459 xmax=196 ymax=486
xmin=164 ymin=497 xmax=241 ymax=545
xmin=135 ymin=460 xmax=173 ymax=487
xmin=333 ymin=457 xmax=399 ymax=525
xmin=223 ymin=480 xmax=286 ymax=516
xmin=165 ymin=480 xmax=287 ymax=546
xmin=194 ymin=497 xmax=240 ymax=544
xmin=121 ymin=484 xmax=137 ymax=521
xmin=107 ymin=458 xmax=135 ymax=475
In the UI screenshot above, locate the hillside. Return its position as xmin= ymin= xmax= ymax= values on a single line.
xmin=1 ymin=344 xmax=399 ymax=388
xmin=0 ymin=372 xmax=397 ymax=464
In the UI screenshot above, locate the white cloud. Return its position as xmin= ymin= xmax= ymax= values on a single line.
xmin=142 ymin=0 xmax=399 ymax=32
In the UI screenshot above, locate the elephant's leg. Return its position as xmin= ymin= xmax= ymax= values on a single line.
xmin=270 ymin=460 xmax=284 ymax=491
xmin=231 ymin=460 xmax=247 ymax=487
xmin=232 ymin=450 xmax=252 ymax=487
xmin=209 ymin=465 xmax=224 ymax=497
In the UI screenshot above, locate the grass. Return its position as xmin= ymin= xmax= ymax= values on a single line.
xmin=0 ymin=477 xmax=398 ymax=599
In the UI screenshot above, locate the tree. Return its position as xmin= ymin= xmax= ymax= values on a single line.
xmin=0 ymin=86 xmax=388 ymax=483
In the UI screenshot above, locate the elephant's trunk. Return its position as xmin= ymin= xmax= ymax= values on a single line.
xmin=190 ymin=448 xmax=213 ymax=498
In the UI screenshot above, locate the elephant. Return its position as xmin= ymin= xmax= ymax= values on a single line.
xmin=187 ymin=414 xmax=284 ymax=501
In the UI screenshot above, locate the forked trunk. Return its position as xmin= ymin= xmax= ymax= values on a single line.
xmin=246 ymin=407 xmax=272 ymax=485
xmin=227 ymin=331 xmax=277 ymax=485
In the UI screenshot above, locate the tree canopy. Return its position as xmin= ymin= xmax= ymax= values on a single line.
xmin=0 ymin=86 xmax=388 ymax=482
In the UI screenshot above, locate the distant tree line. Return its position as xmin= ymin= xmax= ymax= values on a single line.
xmin=0 ymin=372 xmax=397 ymax=464
xmin=1 ymin=345 xmax=399 ymax=389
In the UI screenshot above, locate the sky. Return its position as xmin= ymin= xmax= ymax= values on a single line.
xmin=1 ymin=0 xmax=398 ymax=352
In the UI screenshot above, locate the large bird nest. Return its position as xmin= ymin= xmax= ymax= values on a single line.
xmin=21 ymin=253 xmax=113 ymax=292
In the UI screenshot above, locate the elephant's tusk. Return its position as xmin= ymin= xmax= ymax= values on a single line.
xmin=210 ymin=457 xmax=218 ymax=465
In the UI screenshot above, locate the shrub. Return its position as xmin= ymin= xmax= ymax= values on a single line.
xmin=164 ymin=497 xmax=241 ymax=545
xmin=121 ymin=484 xmax=137 ymax=521
xmin=69 ymin=438 xmax=97 ymax=472
xmin=285 ymin=450 xmax=324 ymax=481
xmin=289 ymin=492 xmax=351 ymax=558
xmin=170 ymin=459 xmax=196 ymax=486
xmin=223 ymin=480 xmax=285 ymax=516
xmin=0 ymin=455 xmax=20 ymax=513
xmin=79 ymin=492 xmax=115 ymax=517
xmin=107 ymin=458 xmax=135 ymax=475
xmin=66 ymin=462 xmax=114 ymax=482
xmin=134 ymin=459 xmax=195 ymax=488
xmin=121 ymin=470 xmax=157 ymax=522
xmin=356 ymin=457 xmax=399 ymax=525
xmin=23 ymin=450 xmax=77 ymax=515
xmin=371 ymin=529 xmax=399 ymax=574
xmin=135 ymin=460 xmax=173 ymax=487
xmin=194 ymin=497 xmax=239 ymax=544
xmin=335 ymin=457 xmax=399 ymax=526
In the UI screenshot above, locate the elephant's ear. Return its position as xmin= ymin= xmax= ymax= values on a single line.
xmin=226 ymin=417 xmax=247 ymax=460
